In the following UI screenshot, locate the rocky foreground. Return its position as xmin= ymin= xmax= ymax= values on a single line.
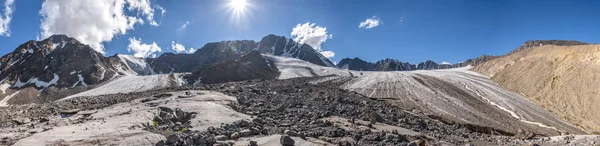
xmin=1 ymin=77 xmax=599 ymax=146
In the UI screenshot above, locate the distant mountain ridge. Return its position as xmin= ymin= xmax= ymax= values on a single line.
xmin=336 ymin=54 xmax=498 ymax=71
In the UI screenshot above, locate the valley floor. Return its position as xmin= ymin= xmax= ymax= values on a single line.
xmin=0 ymin=76 xmax=598 ymax=146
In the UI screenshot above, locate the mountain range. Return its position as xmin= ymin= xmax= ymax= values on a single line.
xmin=0 ymin=33 xmax=490 ymax=93
xmin=336 ymin=54 xmax=499 ymax=71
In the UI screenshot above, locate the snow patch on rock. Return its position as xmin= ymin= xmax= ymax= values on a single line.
xmin=0 ymin=83 xmax=10 ymax=94
xmin=71 ymin=74 xmax=88 ymax=88
xmin=14 ymin=74 xmax=60 ymax=89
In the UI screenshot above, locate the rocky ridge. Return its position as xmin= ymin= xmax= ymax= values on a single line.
xmin=507 ymin=40 xmax=591 ymax=55
xmin=148 ymin=34 xmax=335 ymax=74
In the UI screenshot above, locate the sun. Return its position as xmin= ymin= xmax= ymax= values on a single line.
xmin=230 ymin=0 xmax=247 ymax=11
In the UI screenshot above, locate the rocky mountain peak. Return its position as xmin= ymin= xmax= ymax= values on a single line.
xmin=377 ymin=58 xmax=399 ymax=63
xmin=0 ymin=35 xmax=120 ymax=90
xmin=43 ymin=34 xmax=77 ymax=43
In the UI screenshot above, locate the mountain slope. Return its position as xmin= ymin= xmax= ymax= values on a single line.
xmin=148 ymin=34 xmax=335 ymax=74
xmin=507 ymin=40 xmax=590 ymax=55
xmin=0 ymin=35 xmax=164 ymax=105
xmin=0 ymin=35 xmax=121 ymax=89
xmin=267 ymin=55 xmax=583 ymax=136
xmin=184 ymin=51 xmax=280 ymax=84
xmin=474 ymin=44 xmax=600 ymax=133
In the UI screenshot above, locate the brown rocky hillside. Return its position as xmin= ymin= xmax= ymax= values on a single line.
xmin=474 ymin=44 xmax=600 ymax=134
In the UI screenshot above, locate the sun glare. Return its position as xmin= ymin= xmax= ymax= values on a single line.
xmin=225 ymin=0 xmax=254 ymax=30
xmin=230 ymin=0 xmax=247 ymax=11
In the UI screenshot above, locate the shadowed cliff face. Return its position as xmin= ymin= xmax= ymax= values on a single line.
xmin=184 ymin=51 xmax=280 ymax=84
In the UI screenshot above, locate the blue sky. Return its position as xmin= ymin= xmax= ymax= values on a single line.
xmin=0 ymin=0 xmax=599 ymax=64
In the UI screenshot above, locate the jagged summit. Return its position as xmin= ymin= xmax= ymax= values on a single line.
xmin=43 ymin=34 xmax=77 ymax=42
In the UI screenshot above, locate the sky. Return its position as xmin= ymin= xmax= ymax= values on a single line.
xmin=0 ymin=0 xmax=599 ymax=64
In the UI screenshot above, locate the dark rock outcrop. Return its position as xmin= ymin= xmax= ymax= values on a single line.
xmin=337 ymin=57 xmax=376 ymax=71
xmin=415 ymin=60 xmax=439 ymax=70
xmin=184 ymin=51 xmax=280 ymax=84
xmin=375 ymin=58 xmax=414 ymax=71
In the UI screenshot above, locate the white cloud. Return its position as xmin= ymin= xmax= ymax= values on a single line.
xmin=319 ymin=51 xmax=335 ymax=59
xmin=127 ymin=37 xmax=161 ymax=58
xmin=291 ymin=22 xmax=332 ymax=51
xmin=125 ymin=0 xmax=159 ymax=26
xmin=177 ymin=21 xmax=190 ymax=31
xmin=155 ymin=5 xmax=166 ymax=16
xmin=399 ymin=15 xmax=405 ymax=25
xmin=39 ymin=0 xmax=162 ymax=54
xmin=359 ymin=16 xmax=381 ymax=29
xmin=441 ymin=61 xmax=451 ymax=65
xmin=171 ymin=41 xmax=195 ymax=54
xmin=187 ymin=48 xmax=196 ymax=53
xmin=0 ymin=0 xmax=14 ymax=36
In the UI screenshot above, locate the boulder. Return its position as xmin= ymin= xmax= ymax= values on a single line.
xmin=214 ymin=135 xmax=228 ymax=141
xmin=231 ymin=132 xmax=241 ymax=139
xmin=249 ymin=140 xmax=258 ymax=146
xmin=240 ymin=129 xmax=252 ymax=136
xmin=166 ymin=134 xmax=181 ymax=144
xmin=280 ymin=135 xmax=295 ymax=146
